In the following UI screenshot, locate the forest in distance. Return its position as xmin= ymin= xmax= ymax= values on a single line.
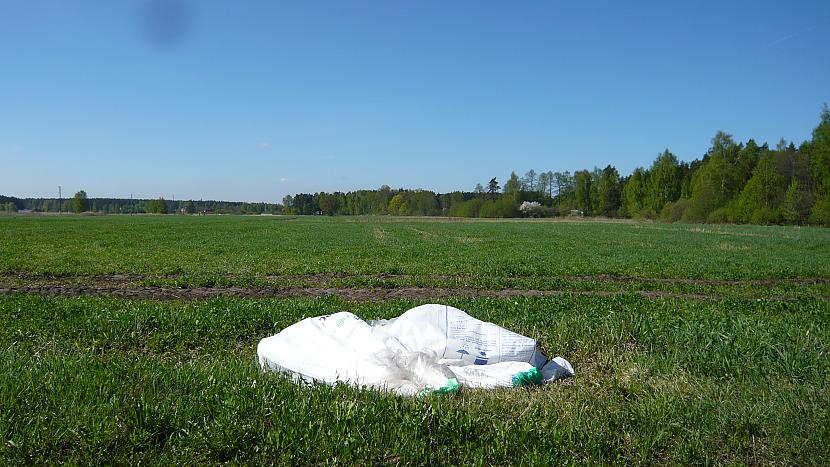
xmin=4 ymin=105 xmax=830 ymax=226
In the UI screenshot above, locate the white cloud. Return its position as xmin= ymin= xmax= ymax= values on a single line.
xmin=258 ymin=142 xmax=271 ymax=150
xmin=279 ymin=177 xmax=287 ymax=182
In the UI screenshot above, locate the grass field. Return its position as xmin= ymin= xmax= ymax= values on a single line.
xmin=1 ymin=215 xmax=828 ymax=464
xmin=2 ymin=215 xmax=830 ymax=279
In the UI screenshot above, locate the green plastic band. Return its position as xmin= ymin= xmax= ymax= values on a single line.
xmin=419 ymin=378 xmax=460 ymax=398
xmin=511 ymin=367 xmax=544 ymax=387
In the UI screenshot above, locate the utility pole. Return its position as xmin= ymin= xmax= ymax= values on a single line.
xmin=58 ymin=186 xmax=62 ymax=215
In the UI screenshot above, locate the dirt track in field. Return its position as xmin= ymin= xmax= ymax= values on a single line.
xmin=1 ymin=272 xmax=826 ymax=301
xmin=0 ymin=284 xmax=723 ymax=301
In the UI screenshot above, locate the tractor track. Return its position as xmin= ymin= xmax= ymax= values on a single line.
xmin=0 ymin=272 xmax=826 ymax=301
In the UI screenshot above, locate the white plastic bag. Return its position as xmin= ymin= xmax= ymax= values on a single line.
xmin=257 ymin=304 xmax=573 ymax=396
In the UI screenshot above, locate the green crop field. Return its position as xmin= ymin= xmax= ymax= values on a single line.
xmin=1 ymin=215 xmax=829 ymax=464
xmin=2 ymin=215 xmax=830 ymax=279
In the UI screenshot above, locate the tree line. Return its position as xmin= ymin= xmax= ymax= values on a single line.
xmin=283 ymin=105 xmax=830 ymax=226
xmin=4 ymin=105 xmax=829 ymax=226
xmin=0 ymin=194 xmax=282 ymax=215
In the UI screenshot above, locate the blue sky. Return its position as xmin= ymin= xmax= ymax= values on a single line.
xmin=2 ymin=1 xmax=829 ymax=202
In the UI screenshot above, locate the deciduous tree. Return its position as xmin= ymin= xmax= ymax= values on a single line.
xmin=72 ymin=190 xmax=89 ymax=213
xmin=735 ymin=154 xmax=784 ymax=223
xmin=622 ymin=168 xmax=648 ymax=217
xmin=522 ymin=169 xmax=537 ymax=192
xmin=504 ymin=172 xmax=521 ymax=194
xmin=573 ymin=170 xmax=592 ymax=215
xmin=598 ymin=165 xmax=621 ymax=217
xmin=647 ymin=149 xmax=681 ymax=213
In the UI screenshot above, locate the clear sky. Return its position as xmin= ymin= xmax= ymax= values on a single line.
xmin=2 ymin=1 xmax=829 ymax=202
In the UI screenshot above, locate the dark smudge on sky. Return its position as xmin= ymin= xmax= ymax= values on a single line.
xmin=138 ymin=0 xmax=192 ymax=48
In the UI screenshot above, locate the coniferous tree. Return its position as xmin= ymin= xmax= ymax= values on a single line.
xmin=487 ymin=178 xmax=500 ymax=199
